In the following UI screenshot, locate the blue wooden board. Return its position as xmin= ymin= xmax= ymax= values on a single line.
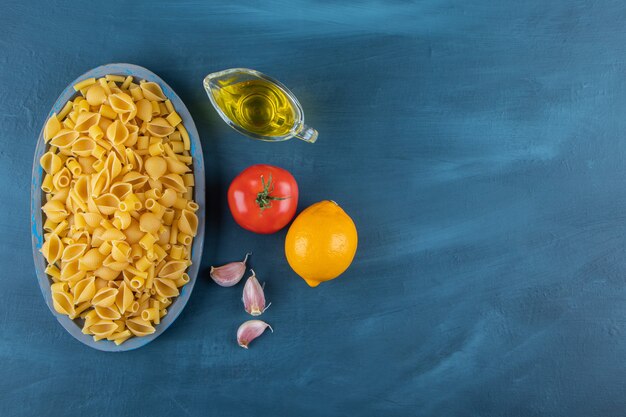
xmin=2 ymin=0 xmax=626 ymax=416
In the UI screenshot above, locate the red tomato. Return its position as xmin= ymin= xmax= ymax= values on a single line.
xmin=227 ymin=164 xmax=299 ymax=234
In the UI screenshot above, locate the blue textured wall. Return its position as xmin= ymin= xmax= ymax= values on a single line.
xmin=3 ymin=1 xmax=626 ymax=416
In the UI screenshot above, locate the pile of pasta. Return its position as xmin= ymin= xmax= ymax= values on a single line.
xmin=39 ymin=74 xmax=198 ymax=345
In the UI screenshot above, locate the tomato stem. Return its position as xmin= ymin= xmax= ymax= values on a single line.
xmin=256 ymin=174 xmax=289 ymax=211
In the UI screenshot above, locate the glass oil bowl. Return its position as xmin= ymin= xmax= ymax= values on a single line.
xmin=203 ymin=68 xmax=318 ymax=143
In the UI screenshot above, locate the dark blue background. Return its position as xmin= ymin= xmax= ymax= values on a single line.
xmin=2 ymin=1 xmax=626 ymax=416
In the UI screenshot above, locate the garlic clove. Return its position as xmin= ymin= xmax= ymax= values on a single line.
xmin=237 ymin=320 xmax=273 ymax=349
xmin=210 ymin=253 xmax=250 ymax=287
xmin=242 ymin=269 xmax=270 ymax=316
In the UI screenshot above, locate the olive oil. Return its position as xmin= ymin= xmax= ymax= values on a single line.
xmin=211 ymin=79 xmax=296 ymax=137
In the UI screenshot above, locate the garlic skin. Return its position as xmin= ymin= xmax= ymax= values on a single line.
xmin=237 ymin=320 xmax=273 ymax=349
xmin=242 ymin=269 xmax=270 ymax=316
xmin=210 ymin=253 xmax=250 ymax=287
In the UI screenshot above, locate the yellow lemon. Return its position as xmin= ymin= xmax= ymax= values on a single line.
xmin=285 ymin=200 xmax=358 ymax=287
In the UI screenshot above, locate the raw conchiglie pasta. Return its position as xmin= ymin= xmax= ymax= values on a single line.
xmin=61 ymin=243 xmax=87 ymax=263
xmin=51 ymin=129 xmax=79 ymax=149
xmin=104 ymin=152 xmax=123 ymax=179
xmin=95 ymin=305 xmax=121 ymax=320
xmin=139 ymin=212 xmax=161 ymax=234
xmin=109 ymin=93 xmax=136 ymax=114
xmin=39 ymin=74 xmax=197 ymax=344
xmin=154 ymin=278 xmax=179 ymax=298
xmin=140 ymin=82 xmax=166 ymax=101
xmin=91 ymin=287 xmax=118 ymax=307
xmin=40 ymin=151 xmax=63 ymax=175
xmin=136 ymin=99 xmax=152 ymax=122
xmin=160 ymin=173 xmax=186 ymax=193
xmin=90 ymin=320 xmax=118 ymax=338
xmin=60 ymin=260 xmax=86 ymax=283
xmin=109 ymin=182 xmax=132 ymax=200
xmin=144 ymin=156 xmax=167 ymax=179
xmin=147 ymin=117 xmax=175 ymax=137
xmin=123 ymin=220 xmax=144 ymax=244
xmin=41 ymin=234 xmax=64 ymax=264
xmin=74 ymin=112 xmax=101 ymax=133
xmin=94 ymin=193 xmax=120 ymax=215
xmin=106 ymin=120 xmax=129 ymax=145
xmin=52 ymin=291 xmax=75 ymax=316
xmin=122 ymin=171 xmax=148 ymax=190
xmin=44 ymin=113 xmax=62 ymax=142
xmin=73 ymin=276 xmax=96 ymax=304
xmin=157 ymin=260 xmax=187 ymax=280
xmin=80 ymin=248 xmax=106 ymax=271
xmin=165 ymin=156 xmax=191 ymax=175
xmin=71 ymin=137 xmax=96 ymax=156
xmin=86 ymin=84 xmax=107 ymax=106
xmin=178 ymin=209 xmax=198 ymax=236
xmin=42 ymin=200 xmax=68 ymax=223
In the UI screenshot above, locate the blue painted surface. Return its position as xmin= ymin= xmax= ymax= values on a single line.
xmin=2 ymin=1 xmax=626 ymax=416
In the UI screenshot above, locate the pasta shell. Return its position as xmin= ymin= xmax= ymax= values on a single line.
xmin=60 ymin=260 xmax=86 ymax=282
xmin=126 ymin=317 xmax=156 ymax=337
xmin=61 ymin=243 xmax=87 ymax=263
xmin=72 ymin=276 xmax=96 ymax=304
xmin=93 ymin=266 xmax=120 ymax=281
xmin=111 ymin=241 xmax=132 ymax=263
xmin=144 ymin=156 xmax=167 ymax=179
xmin=115 ymin=281 xmax=134 ymax=314
xmin=106 ymin=120 xmax=129 ymax=145
xmin=44 ymin=114 xmax=62 ymax=142
xmin=91 ymin=287 xmax=118 ymax=307
xmin=74 ymin=112 xmax=101 ymax=133
xmin=40 ymin=234 xmax=64 ymax=264
xmin=139 ymin=212 xmax=160 ymax=234
xmin=157 ymin=260 xmax=187 ymax=280
xmin=71 ymin=137 xmax=96 ymax=157
xmin=91 ymin=169 xmax=110 ymax=197
xmin=71 ymin=230 xmax=91 ymax=246
xmin=86 ymin=84 xmax=107 ymax=106
xmin=51 ymin=129 xmax=79 ymax=149
xmin=159 ymin=188 xmax=177 ymax=208
xmin=100 ymin=228 xmax=126 ymax=241
xmin=146 ymin=117 xmax=175 ymax=137
xmin=79 ymin=248 xmax=106 ymax=271
xmin=160 ymin=173 xmax=186 ymax=193
xmin=74 ymin=175 xmax=90 ymax=202
xmin=81 ymin=212 xmax=103 ymax=229
xmin=124 ymin=124 xmax=139 ymax=147
xmin=165 ymin=156 xmax=190 ymax=175
xmin=40 ymin=151 xmax=63 ymax=175
xmin=109 ymin=182 xmax=132 ymax=200
xmin=154 ymin=278 xmax=180 ymax=298
xmin=109 ymin=93 xmax=136 ymax=114
xmin=123 ymin=220 xmax=144 ymax=244
xmin=89 ymin=320 xmax=117 ymax=337
xmin=102 ymin=256 xmax=129 ymax=272
xmin=122 ymin=171 xmax=148 ymax=190
xmin=136 ymin=99 xmax=152 ymax=122
xmin=95 ymin=305 xmax=121 ymax=320
xmin=178 ymin=209 xmax=198 ymax=236
xmin=104 ymin=152 xmax=123 ymax=180
xmin=140 ymin=82 xmax=166 ymax=102
xmin=52 ymin=291 xmax=75 ymax=316
xmin=52 ymin=167 xmax=71 ymax=189
xmin=119 ymin=108 xmax=137 ymax=125
xmin=42 ymin=200 xmax=69 ymax=223
xmin=93 ymin=193 xmax=120 ymax=215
